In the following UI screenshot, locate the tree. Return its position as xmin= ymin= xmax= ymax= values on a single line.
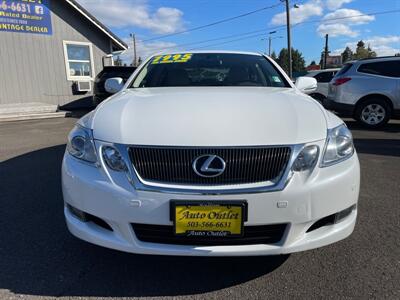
xmin=353 ymin=40 xmax=377 ymax=59
xmin=341 ymin=46 xmax=353 ymax=63
xmin=277 ymin=48 xmax=306 ymax=74
xmin=395 ymin=53 xmax=400 ymax=57
xmin=310 ymin=61 xmax=316 ymax=66
xmin=270 ymin=51 xmax=278 ymax=61
xmin=114 ymin=56 xmax=123 ymax=66
xmin=367 ymin=45 xmax=377 ymax=58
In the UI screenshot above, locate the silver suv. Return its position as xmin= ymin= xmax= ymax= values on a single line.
xmin=326 ymin=56 xmax=400 ymax=128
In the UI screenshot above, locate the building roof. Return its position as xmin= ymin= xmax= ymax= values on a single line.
xmin=65 ymin=0 xmax=128 ymax=51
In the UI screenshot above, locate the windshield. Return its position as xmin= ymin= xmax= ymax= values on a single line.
xmin=130 ymin=53 xmax=290 ymax=88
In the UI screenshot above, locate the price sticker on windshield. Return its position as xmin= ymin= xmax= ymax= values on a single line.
xmin=151 ymin=53 xmax=193 ymax=64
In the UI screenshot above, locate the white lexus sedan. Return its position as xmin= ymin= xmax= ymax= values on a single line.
xmin=62 ymin=51 xmax=360 ymax=256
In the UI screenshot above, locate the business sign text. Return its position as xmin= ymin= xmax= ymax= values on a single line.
xmin=0 ymin=0 xmax=52 ymax=35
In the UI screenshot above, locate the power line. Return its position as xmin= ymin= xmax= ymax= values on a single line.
xmin=154 ymin=26 xmax=287 ymax=51
xmin=188 ymin=33 xmax=272 ymax=50
xmin=131 ymin=8 xmax=400 ymax=54
xmin=300 ymin=8 xmax=400 ymax=26
xmin=184 ymin=8 xmax=400 ymax=50
xmin=142 ymin=1 xmax=283 ymax=42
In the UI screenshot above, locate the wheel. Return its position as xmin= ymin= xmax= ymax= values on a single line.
xmin=355 ymin=98 xmax=392 ymax=128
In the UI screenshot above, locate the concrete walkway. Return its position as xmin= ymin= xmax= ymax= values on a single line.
xmin=0 ymin=102 xmax=67 ymax=122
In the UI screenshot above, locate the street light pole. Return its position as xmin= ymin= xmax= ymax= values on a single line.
xmin=130 ymin=33 xmax=137 ymax=67
xmin=268 ymin=30 xmax=277 ymax=56
xmin=282 ymin=0 xmax=292 ymax=78
xmin=269 ymin=36 xmax=272 ymax=56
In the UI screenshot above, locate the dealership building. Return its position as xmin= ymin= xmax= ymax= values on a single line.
xmin=0 ymin=0 xmax=127 ymax=109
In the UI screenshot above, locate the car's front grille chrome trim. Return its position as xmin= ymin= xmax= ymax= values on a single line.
xmin=129 ymin=146 xmax=292 ymax=186
xmin=110 ymin=144 xmax=305 ymax=195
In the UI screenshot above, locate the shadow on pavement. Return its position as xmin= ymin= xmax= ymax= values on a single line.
xmin=354 ymin=138 xmax=400 ymax=157
xmin=345 ymin=119 xmax=400 ymax=133
xmin=0 ymin=145 xmax=288 ymax=298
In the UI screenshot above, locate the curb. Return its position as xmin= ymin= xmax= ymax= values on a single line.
xmin=0 ymin=111 xmax=69 ymax=122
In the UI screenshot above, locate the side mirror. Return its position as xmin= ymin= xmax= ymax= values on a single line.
xmin=105 ymin=77 xmax=124 ymax=94
xmin=295 ymin=77 xmax=317 ymax=94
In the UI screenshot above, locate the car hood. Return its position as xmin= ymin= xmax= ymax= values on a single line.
xmin=91 ymin=87 xmax=328 ymax=146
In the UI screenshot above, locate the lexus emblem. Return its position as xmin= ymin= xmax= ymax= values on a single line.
xmin=192 ymin=155 xmax=226 ymax=178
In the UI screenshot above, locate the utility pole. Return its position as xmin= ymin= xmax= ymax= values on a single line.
xmin=323 ymin=34 xmax=329 ymax=69
xmin=282 ymin=0 xmax=292 ymax=78
xmin=130 ymin=33 xmax=137 ymax=67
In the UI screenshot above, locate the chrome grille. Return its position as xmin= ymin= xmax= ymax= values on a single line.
xmin=129 ymin=146 xmax=292 ymax=186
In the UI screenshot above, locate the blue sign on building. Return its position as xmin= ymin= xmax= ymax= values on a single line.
xmin=0 ymin=0 xmax=52 ymax=35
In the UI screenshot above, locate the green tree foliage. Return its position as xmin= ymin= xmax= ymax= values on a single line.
xmin=277 ymin=48 xmax=306 ymax=73
xmin=114 ymin=56 xmax=123 ymax=66
xmin=353 ymin=40 xmax=377 ymax=59
xmin=341 ymin=46 xmax=353 ymax=63
xmin=270 ymin=51 xmax=278 ymax=61
xmin=367 ymin=46 xmax=377 ymax=58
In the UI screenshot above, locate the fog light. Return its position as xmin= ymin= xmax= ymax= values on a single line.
xmin=67 ymin=204 xmax=88 ymax=222
xmin=292 ymin=145 xmax=319 ymax=172
xmin=335 ymin=204 xmax=356 ymax=223
xmin=102 ymin=146 xmax=128 ymax=172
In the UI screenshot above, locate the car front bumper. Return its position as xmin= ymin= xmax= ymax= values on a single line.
xmin=62 ymin=151 xmax=360 ymax=256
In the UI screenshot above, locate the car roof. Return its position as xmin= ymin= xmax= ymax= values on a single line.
xmin=102 ymin=66 xmax=136 ymax=71
xmin=308 ymin=68 xmax=340 ymax=74
xmin=350 ymin=56 xmax=400 ymax=65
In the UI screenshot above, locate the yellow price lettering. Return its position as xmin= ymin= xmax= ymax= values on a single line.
xmin=152 ymin=53 xmax=193 ymax=64
xmin=161 ymin=55 xmax=172 ymax=63
xmin=179 ymin=53 xmax=192 ymax=62
xmin=151 ymin=55 xmax=163 ymax=64
xmin=172 ymin=54 xmax=182 ymax=61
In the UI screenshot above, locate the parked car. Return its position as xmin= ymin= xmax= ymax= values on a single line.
xmin=305 ymin=68 xmax=339 ymax=102
xmin=326 ymin=56 xmax=400 ymax=128
xmin=93 ymin=66 xmax=136 ymax=105
xmin=63 ymin=51 xmax=360 ymax=256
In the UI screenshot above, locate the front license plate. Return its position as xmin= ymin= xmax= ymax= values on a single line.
xmin=172 ymin=201 xmax=245 ymax=237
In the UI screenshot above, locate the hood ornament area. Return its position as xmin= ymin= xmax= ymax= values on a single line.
xmin=192 ymin=155 xmax=226 ymax=178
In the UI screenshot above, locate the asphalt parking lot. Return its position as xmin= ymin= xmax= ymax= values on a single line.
xmin=0 ymin=116 xmax=399 ymax=299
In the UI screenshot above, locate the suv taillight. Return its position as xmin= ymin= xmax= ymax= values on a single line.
xmin=333 ymin=77 xmax=351 ymax=86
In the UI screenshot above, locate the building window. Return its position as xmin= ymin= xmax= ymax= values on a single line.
xmin=63 ymin=41 xmax=94 ymax=80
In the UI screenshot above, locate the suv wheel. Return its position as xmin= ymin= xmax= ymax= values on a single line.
xmin=355 ymin=98 xmax=391 ymax=128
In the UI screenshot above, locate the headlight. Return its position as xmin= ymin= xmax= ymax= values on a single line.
xmin=292 ymin=145 xmax=319 ymax=172
xmin=321 ymin=124 xmax=354 ymax=167
xmin=102 ymin=146 xmax=128 ymax=172
xmin=66 ymin=124 xmax=97 ymax=163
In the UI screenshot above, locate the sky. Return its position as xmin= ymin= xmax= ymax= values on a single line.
xmin=76 ymin=0 xmax=400 ymax=64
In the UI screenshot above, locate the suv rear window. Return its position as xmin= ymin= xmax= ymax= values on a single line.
xmin=335 ymin=63 xmax=353 ymax=77
xmin=314 ymin=71 xmax=336 ymax=83
xmin=358 ymin=60 xmax=400 ymax=78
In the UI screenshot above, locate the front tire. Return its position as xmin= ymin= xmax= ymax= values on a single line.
xmin=355 ymin=98 xmax=391 ymax=128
